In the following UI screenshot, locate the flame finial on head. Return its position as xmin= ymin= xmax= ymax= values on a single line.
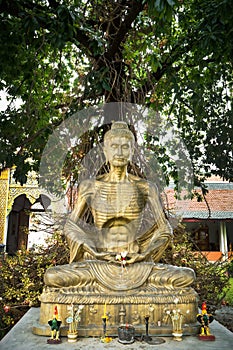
xmin=104 ymin=121 xmax=135 ymax=144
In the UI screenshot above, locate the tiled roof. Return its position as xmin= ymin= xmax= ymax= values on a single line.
xmin=182 ymin=211 xmax=233 ymax=219
xmin=193 ymin=251 xmax=233 ymax=262
xmin=194 ymin=251 xmax=223 ymax=261
xmin=164 ymin=183 xmax=233 ymax=220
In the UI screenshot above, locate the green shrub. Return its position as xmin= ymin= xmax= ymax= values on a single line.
xmin=0 ymin=231 xmax=69 ymax=339
xmin=224 ymin=278 xmax=233 ymax=306
xmin=228 ymin=260 xmax=233 ymax=277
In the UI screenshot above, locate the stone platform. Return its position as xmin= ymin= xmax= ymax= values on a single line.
xmin=1 ymin=308 xmax=233 ymax=350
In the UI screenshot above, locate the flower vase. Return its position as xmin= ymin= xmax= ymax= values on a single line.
xmin=67 ymin=331 xmax=78 ymax=343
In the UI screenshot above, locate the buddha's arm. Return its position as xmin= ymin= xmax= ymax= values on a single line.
xmin=148 ymin=182 xmax=172 ymax=237
xmin=63 ymin=180 xmax=95 ymax=261
xmin=64 ymin=180 xmax=116 ymax=262
xmin=64 ymin=180 xmax=91 ymax=244
xmin=143 ymin=182 xmax=172 ymax=260
xmin=69 ymin=181 xmax=91 ymax=223
xmin=126 ymin=181 xmax=172 ymax=264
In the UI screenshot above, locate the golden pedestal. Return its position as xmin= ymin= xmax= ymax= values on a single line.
xmin=33 ymin=286 xmax=199 ymax=337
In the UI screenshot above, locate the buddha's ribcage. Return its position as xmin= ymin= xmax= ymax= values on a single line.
xmin=89 ymin=182 xmax=147 ymax=228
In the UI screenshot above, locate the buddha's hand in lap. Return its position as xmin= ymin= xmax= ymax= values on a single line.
xmin=91 ymin=250 xmax=146 ymax=264
xmin=125 ymin=252 xmax=146 ymax=264
xmin=93 ymin=251 xmax=117 ymax=262
xmin=109 ymin=252 xmax=146 ymax=265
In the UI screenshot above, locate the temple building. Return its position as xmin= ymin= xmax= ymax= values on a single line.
xmin=0 ymin=168 xmax=58 ymax=254
xmin=166 ymin=176 xmax=233 ymax=262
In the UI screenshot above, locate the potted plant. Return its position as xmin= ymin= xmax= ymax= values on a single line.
xmin=66 ymin=304 xmax=84 ymax=342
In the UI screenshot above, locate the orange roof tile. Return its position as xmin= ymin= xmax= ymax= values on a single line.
xmin=163 ymin=184 xmax=233 ymax=219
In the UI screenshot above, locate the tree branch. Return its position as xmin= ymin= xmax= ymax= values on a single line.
xmin=104 ymin=0 xmax=145 ymax=61
xmin=132 ymin=34 xmax=201 ymax=102
xmin=0 ymin=0 xmax=97 ymax=58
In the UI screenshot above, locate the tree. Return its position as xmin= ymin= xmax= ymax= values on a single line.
xmin=0 ymin=0 xmax=232 ymax=186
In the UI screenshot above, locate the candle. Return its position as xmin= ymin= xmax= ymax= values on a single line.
xmin=102 ymin=302 xmax=107 ymax=318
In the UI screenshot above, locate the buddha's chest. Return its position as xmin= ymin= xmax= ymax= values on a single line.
xmin=89 ymin=181 xmax=146 ymax=216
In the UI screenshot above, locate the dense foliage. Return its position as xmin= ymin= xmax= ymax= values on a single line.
xmin=0 ymin=232 xmax=69 ymax=339
xmin=0 ymin=0 xmax=232 ymax=188
xmin=224 ymin=277 xmax=233 ymax=306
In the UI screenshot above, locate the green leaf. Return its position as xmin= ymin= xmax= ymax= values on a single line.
xmin=102 ymin=80 xmax=111 ymax=91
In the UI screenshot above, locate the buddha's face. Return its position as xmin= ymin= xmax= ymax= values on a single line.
xmin=104 ymin=136 xmax=133 ymax=167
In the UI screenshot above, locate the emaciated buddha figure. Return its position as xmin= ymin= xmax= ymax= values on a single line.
xmin=44 ymin=121 xmax=195 ymax=292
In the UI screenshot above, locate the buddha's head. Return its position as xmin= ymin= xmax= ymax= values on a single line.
xmin=103 ymin=122 xmax=135 ymax=166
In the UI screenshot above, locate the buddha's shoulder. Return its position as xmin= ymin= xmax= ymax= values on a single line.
xmin=128 ymin=173 xmax=145 ymax=183
xmin=96 ymin=174 xmax=107 ymax=181
xmin=78 ymin=179 xmax=96 ymax=193
xmin=128 ymin=174 xmax=148 ymax=185
xmin=78 ymin=178 xmax=109 ymax=192
xmin=128 ymin=175 xmax=158 ymax=192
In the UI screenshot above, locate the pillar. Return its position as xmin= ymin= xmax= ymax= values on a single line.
xmin=0 ymin=169 xmax=9 ymax=245
xmin=219 ymin=221 xmax=228 ymax=260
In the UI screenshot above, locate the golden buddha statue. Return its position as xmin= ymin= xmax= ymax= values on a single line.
xmin=43 ymin=121 xmax=195 ymax=291
xmin=34 ymin=121 xmax=198 ymax=337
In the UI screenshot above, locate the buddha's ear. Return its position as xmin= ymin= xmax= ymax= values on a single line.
xmin=129 ymin=142 xmax=134 ymax=160
xmin=103 ymin=145 xmax=108 ymax=163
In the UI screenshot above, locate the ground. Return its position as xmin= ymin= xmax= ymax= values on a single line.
xmin=215 ymin=306 xmax=233 ymax=333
